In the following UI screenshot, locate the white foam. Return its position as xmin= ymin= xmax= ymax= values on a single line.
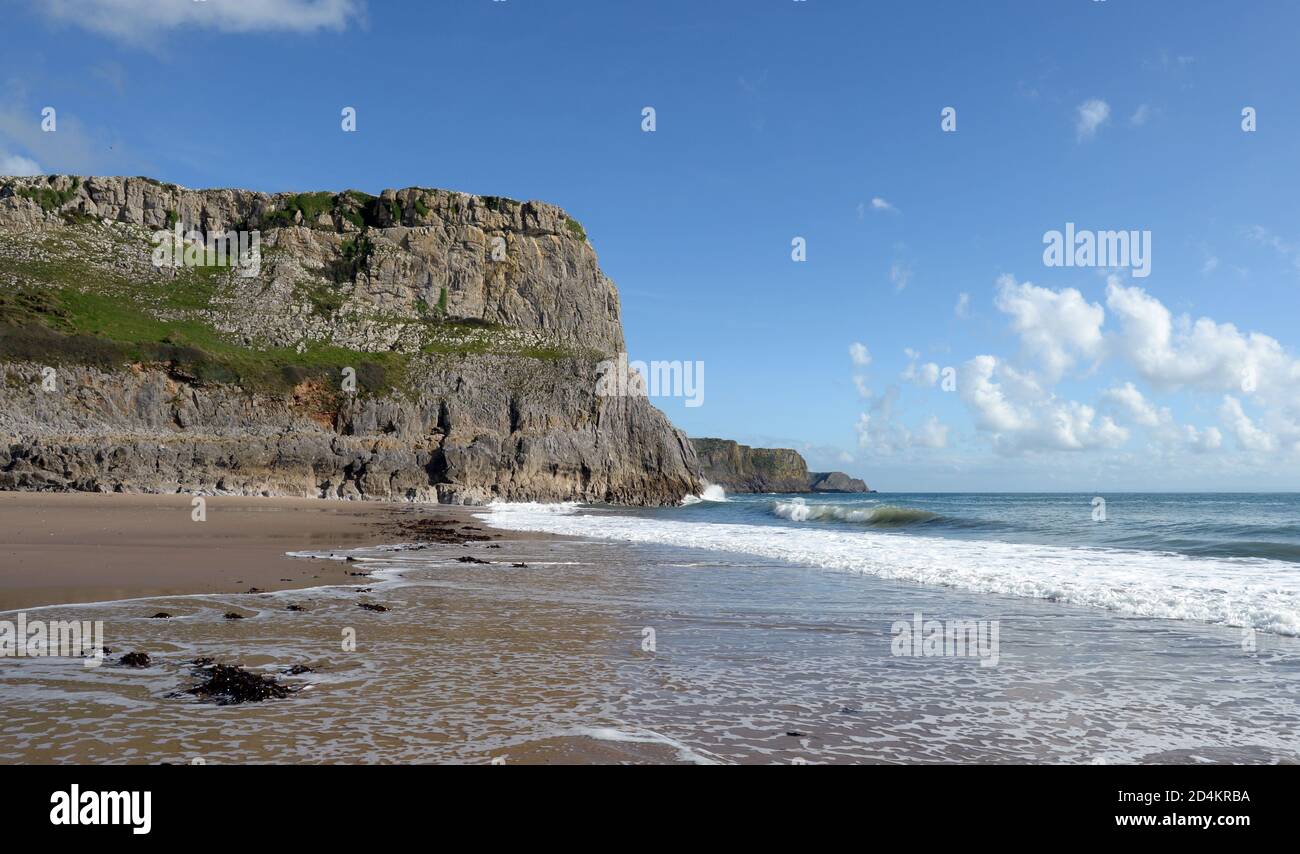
xmin=483 ymin=503 xmax=1300 ymax=636
xmin=772 ymin=497 xmax=936 ymax=525
xmin=681 ymin=484 xmax=728 ymax=505
xmin=575 ymin=726 xmax=725 ymax=765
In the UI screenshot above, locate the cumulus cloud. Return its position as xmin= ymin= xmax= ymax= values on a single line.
xmin=959 ymin=355 xmax=1127 ymax=453
xmin=854 ymin=386 xmax=949 ymax=453
xmin=1099 ymin=382 xmax=1226 ymax=454
xmin=852 ymin=272 xmax=1300 ymax=464
xmin=914 ymin=415 xmax=950 ymax=449
xmin=1219 ymin=396 xmax=1276 ymax=452
xmin=849 ymin=342 xmax=871 ymax=367
xmin=995 ymin=274 xmax=1105 ymax=381
xmin=902 ymin=359 xmax=941 ymax=387
xmin=1101 ymin=382 xmax=1161 ymax=427
xmin=1105 ymin=278 xmax=1300 ymax=397
xmin=1075 ymin=97 xmax=1111 ymax=141
xmin=38 ymin=0 xmax=364 ymax=41
xmin=870 ymin=197 xmax=897 ymax=213
xmin=1185 ymin=424 xmax=1223 ymax=453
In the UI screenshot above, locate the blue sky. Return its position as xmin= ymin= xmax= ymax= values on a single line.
xmin=3 ymin=0 xmax=1299 ymax=490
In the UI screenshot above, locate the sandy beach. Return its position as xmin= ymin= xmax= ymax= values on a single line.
xmin=0 ymin=491 xmax=1298 ymax=765
xmin=0 ymin=492 xmax=483 ymax=611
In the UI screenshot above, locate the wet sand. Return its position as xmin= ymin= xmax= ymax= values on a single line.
xmin=2 ymin=492 xmax=1297 ymax=765
xmin=0 ymin=492 xmax=485 ymax=611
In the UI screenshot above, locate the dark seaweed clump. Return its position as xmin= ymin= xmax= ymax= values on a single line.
xmin=186 ymin=662 xmax=290 ymax=705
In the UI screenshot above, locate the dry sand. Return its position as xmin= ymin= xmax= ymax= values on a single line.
xmin=0 ymin=492 xmax=482 ymax=611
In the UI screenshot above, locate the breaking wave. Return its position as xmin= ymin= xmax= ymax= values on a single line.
xmin=772 ymin=498 xmax=938 ymax=526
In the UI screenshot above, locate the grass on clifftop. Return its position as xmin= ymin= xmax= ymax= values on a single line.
xmin=0 ymin=208 xmax=593 ymax=399
xmin=0 ymin=285 xmax=408 ymax=395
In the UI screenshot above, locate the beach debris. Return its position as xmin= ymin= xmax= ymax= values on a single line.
xmin=119 ymin=651 xmax=152 ymax=668
xmin=385 ymin=518 xmax=491 ymax=544
xmin=150 ymin=612 xmax=172 ymax=619
xmin=345 ymin=556 xmax=358 ymax=563
xmin=785 ymin=730 xmax=808 ymax=738
xmin=192 ymin=657 xmax=214 ymax=667
xmin=245 ymin=587 xmax=263 ymax=594
xmin=185 ymin=662 xmax=290 ymax=705
xmin=283 ymin=664 xmax=314 ymax=675
xmin=511 ymin=562 xmax=528 ymax=568
xmin=355 ymin=587 xmax=372 ymax=593
xmin=486 ymin=544 xmax=502 ymax=549
xmin=223 ymin=612 xmax=245 ymax=620
xmin=285 ymin=604 xmax=307 ymax=612
xmin=347 ymin=571 xmax=370 ymax=577
xmin=457 ymin=555 xmax=490 ymax=564
xmin=357 ymin=602 xmax=389 ymax=612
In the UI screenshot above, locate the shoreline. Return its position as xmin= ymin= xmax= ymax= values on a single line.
xmin=0 ymin=491 xmax=503 ymax=612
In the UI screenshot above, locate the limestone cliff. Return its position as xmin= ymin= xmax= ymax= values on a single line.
xmin=690 ymin=438 xmax=869 ymax=494
xmin=807 ymin=471 xmax=872 ymax=493
xmin=0 ymin=175 xmax=699 ymax=504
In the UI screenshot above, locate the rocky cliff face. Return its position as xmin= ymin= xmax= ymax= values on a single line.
xmin=690 ymin=438 xmax=869 ymax=494
xmin=0 ymin=175 xmax=699 ymax=504
xmin=807 ymin=471 xmax=871 ymax=493
xmin=690 ymin=438 xmax=811 ymax=493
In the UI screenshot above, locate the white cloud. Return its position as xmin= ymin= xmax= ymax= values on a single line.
xmin=853 ymin=385 xmax=949 ymax=453
xmin=1106 ymin=278 xmax=1300 ymax=397
xmin=954 ymin=292 xmax=970 ymax=318
xmin=1075 ymin=98 xmax=1111 ymax=141
xmin=854 ymin=412 xmax=874 ymax=447
xmin=0 ymin=151 xmax=42 ymax=176
xmin=959 ymin=355 xmax=1127 ymax=453
xmin=995 ymin=274 xmax=1105 ymax=381
xmin=1099 ymin=381 xmax=1226 ymax=454
xmin=1185 ymin=424 xmax=1223 ymax=453
xmin=914 ymin=415 xmax=950 ymax=449
xmin=961 ymin=355 xmax=1029 ymax=434
xmin=849 ymin=342 xmax=871 ymax=367
xmin=870 ymin=197 xmax=897 ymax=213
xmin=0 ymin=105 xmax=112 ymax=174
xmin=1245 ymin=225 xmax=1300 ymax=273
xmin=902 ymin=360 xmax=940 ymax=387
xmin=39 ymin=0 xmax=363 ymax=41
xmin=1101 ymin=382 xmax=1161 ymax=427
xmin=889 ymin=262 xmax=911 ymax=292
xmin=1219 ymin=396 xmax=1276 ymax=452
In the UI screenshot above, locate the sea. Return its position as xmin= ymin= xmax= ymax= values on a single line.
xmin=2 ymin=492 xmax=1298 ymax=764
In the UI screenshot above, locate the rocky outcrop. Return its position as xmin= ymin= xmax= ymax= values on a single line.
xmin=0 ymin=175 xmax=700 ymax=505
xmin=690 ymin=438 xmax=869 ymax=494
xmin=690 ymin=438 xmax=810 ymax=493
xmin=807 ymin=471 xmax=872 ymax=493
